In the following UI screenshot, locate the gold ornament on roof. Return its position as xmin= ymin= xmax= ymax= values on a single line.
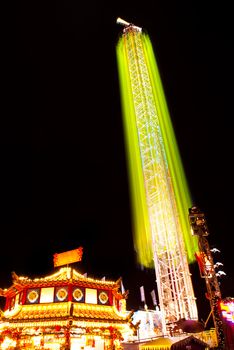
xmin=73 ymin=288 xmax=83 ymax=301
xmin=99 ymin=291 xmax=108 ymax=304
xmin=56 ymin=288 xmax=68 ymax=301
xmin=27 ymin=290 xmax=39 ymax=303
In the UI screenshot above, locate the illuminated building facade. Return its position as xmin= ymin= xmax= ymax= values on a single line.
xmin=116 ymin=18 xmax=198 ymax=333
xmin=0 ymin=267 xmax=137 ymax=349
xmin=220 ymin=298 xmax=234 ymax=349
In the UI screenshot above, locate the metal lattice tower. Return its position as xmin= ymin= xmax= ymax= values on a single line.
xmin=116 ymin=20 xmax=198 ymax=333
xmin=189 ymin=206 xmax=226 ymax=348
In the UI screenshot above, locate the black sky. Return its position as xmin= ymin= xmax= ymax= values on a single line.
xmin=1 ymin=0 xmax=233 ymax=323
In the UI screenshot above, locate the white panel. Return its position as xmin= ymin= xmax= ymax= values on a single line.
xmin=94 ymin=337 xmax=105 ymax=350
xmin=40 ymin=287 xmax=54 ymax=303
xmin=85 ymin=288 xmax=97 ymax=304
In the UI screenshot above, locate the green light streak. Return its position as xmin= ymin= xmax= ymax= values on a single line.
xmin=143 ymin=35 xmax=198 ymax=262
xmin=116 ymin=32 xmax=198 ymax=266
xmin=116 ymin=40 xmax=153 ymax=266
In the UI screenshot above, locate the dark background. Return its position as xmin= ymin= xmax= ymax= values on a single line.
xmin=1 ymin=0 xmax=233 ymax=326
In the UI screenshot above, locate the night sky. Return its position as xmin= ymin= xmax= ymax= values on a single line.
xmin=1 ymin=0 xmax=233 ymax=325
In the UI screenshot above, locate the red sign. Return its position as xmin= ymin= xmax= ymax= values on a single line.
xmin=53 ymin=247 xmax=83 ymax=267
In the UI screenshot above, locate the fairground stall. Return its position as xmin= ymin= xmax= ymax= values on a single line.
xmin=0 ymin=264 xmax=137 ymax=350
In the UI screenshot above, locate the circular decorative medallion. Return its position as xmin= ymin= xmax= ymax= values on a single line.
xmin=73 ymin=288 xmax=83 ymax=301
xmin=56 ymin=288 xmax=68 ymax=301
xmin=27 ymin=290 xmax=39 ymax=303
xmin=99 ymin=291 xmax=108 ymax=304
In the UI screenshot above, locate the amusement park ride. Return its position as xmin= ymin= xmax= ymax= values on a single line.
xmin=116 ymin=17 xmax=232 ymax=348
xmin=116 ymin=16 xmax=198 ymax=332
xmin=0 ymin=17 xmax=233 ymax=350
xmin=189 ymin=206 xmax=226 ymax=348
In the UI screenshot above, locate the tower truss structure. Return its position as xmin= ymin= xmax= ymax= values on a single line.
xmin=189 ymin=206 xmax=226 ymax=348
xmin=116 ymin=20 xmax=198 ymax=333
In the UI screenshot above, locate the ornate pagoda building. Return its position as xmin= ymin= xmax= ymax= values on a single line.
xmin=0 ymin=250 xmax=138 ymax=350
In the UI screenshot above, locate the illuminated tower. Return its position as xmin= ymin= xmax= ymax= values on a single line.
xmin=116 ymin=18 xmax=199 ymax=333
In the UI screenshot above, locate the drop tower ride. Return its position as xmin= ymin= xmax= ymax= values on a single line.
xmin=116 ymin=18 xmax=199 ymax=334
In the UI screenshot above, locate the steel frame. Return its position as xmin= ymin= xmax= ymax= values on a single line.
xmin=122 ymin=26 xmax=198 ymax=333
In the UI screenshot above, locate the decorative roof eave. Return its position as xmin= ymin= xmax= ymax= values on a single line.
xmin=72 ymin=269 xmax=119 ymax=288
xmin=5 ymin=268 xmax=120 ymax=291
xmin=72 ymin=304 xmax=129 ymax=322
xmin=112 ymin=277 xmax=129 ymax=301
xmin=0 ymin=283 xmax=25 ymax=298
xmin=0 ymin=319 xmax=69 ymax=329
xmin=4 ymin=280 xmax=118 ymax=293
xmin=3 ymin=312 xmax=131 ymax=327
xmin=3 ymin=317 xmax=131 ymax=326
xmin=1 ymin=319 xmax=133 ymax=332
xmin=3 ymin=303 xmax=129 ymax=323
xmin=0 ymin=270 xmax=124 ymax=300
xmin=0 ymin=288 xmax=6 ymax=297
xmin=113 ymin=289 xmax=129 ymax=301
xmin=72 ymin=316 xmax=130 ymax=325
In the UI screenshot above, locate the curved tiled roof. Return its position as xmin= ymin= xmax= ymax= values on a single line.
xmin=3 ymin=302 xmax=129 ymax=324
xmin=1 ymin=267 xmax=122 ymax=298
xmin=73 ymin=304 xmax=128 ymax=322
xmin=4 ymin=303 xmax=69 ymax=321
